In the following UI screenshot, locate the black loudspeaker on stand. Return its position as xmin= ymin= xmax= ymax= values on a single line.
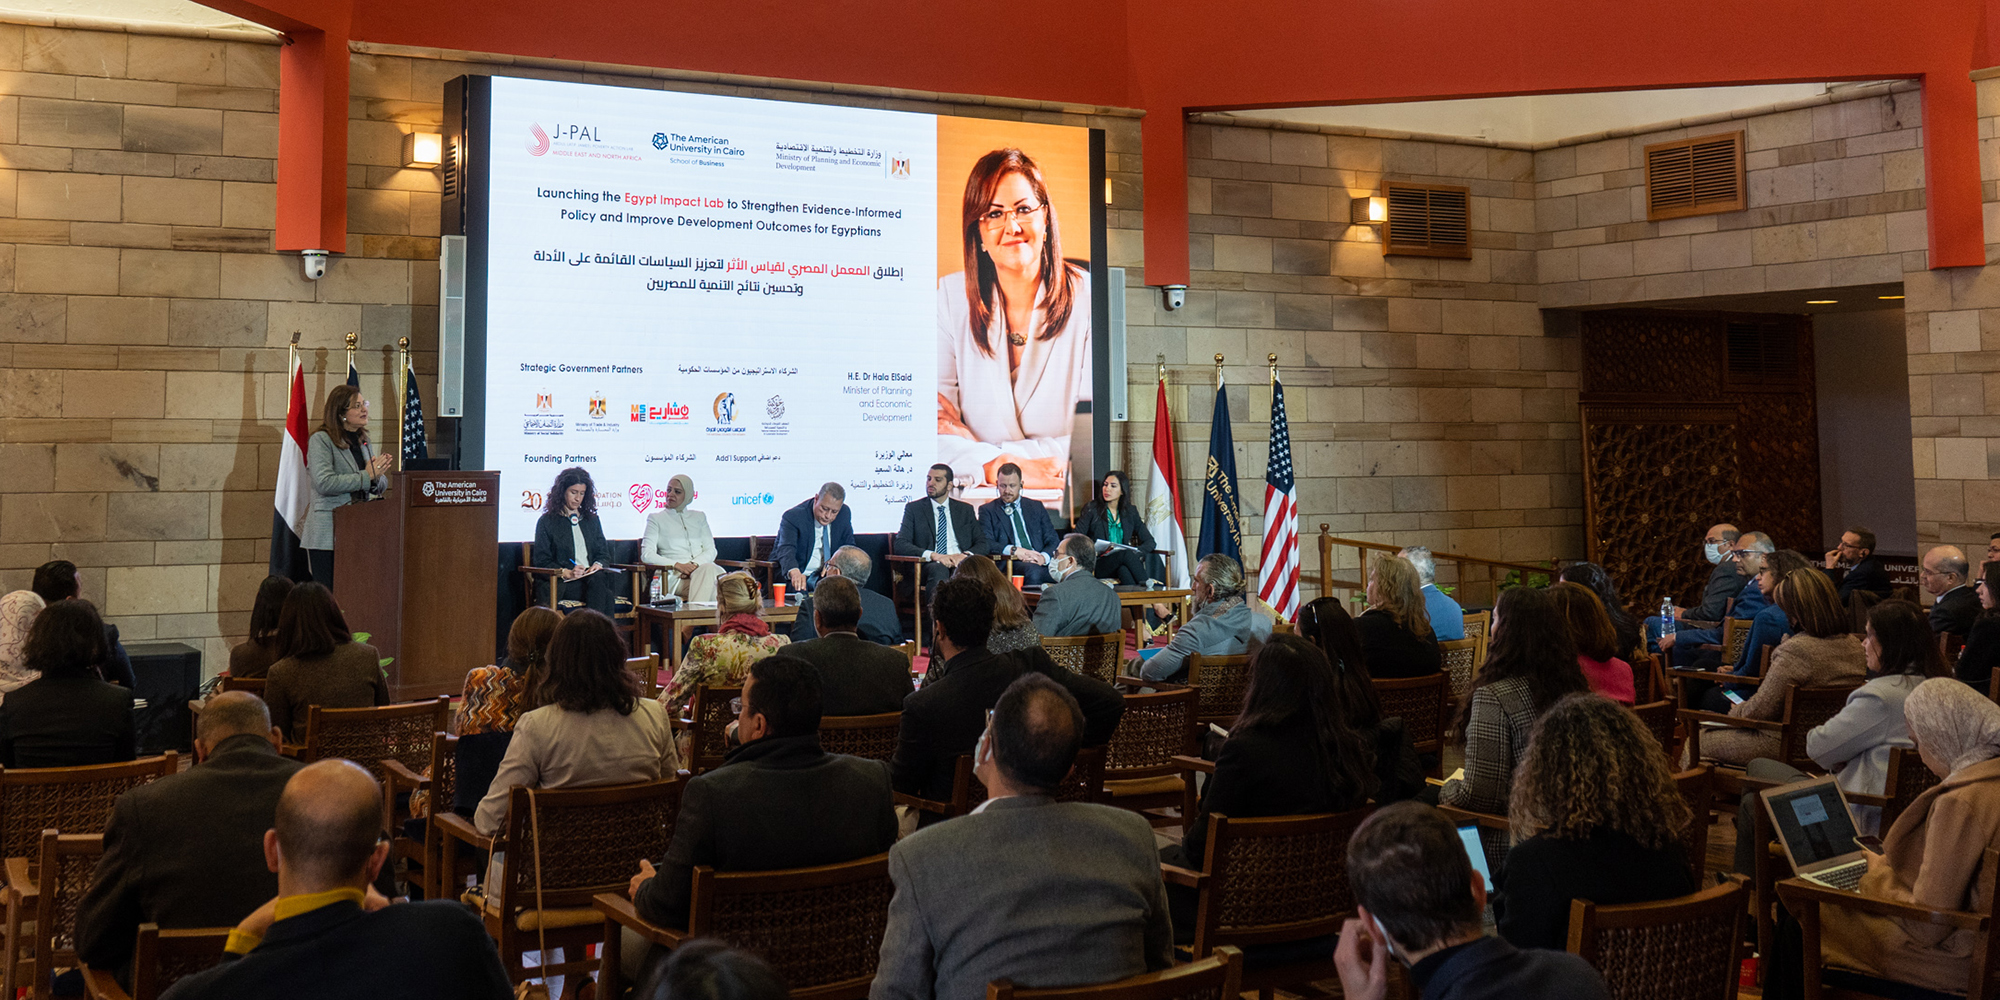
xmin=127 ymin=642 xmax=201 ymax=754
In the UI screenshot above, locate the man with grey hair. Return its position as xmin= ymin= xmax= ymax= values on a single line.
xmin=1662 ymin=531 xmax=1775 ymax=668
xmin=1134 ymin=554 xmax=1273 ymax=684
xmin=1923 ymin=544 xmax=1978 ymax=637
xmin=1031 ymin=534 xmax=1121 ymax=638
xmin=1397 ymin=546 xmax=1464 ymax=641
xmin=774 ymin=482 xmax=856 ymax=593
xmin=790 ymin=545 xmax=904 ymax=645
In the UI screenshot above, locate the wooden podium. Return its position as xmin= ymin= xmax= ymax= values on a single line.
xmin=333 ymin=471 xmax=499 ymax=701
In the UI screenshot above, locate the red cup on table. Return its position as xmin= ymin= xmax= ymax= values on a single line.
xmin=1011 ymin=575 xmax=1025 ymax=590
xmin=772 ymin=583 xmax=787 ymax=606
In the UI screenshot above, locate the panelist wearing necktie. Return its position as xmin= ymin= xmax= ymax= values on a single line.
xmin=895 ymin=464 xmax=990 ymax=610
xmin=773 ymin=482 xmax=856 ymax=593
xmin=976 ymin=463 xmax=1059 ymax=587
xmin=641 ymin=474 xmax=723 ymax=603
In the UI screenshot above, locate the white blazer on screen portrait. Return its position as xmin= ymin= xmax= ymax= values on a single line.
xmin=935 ymin=266 xmax=1092 ymax=480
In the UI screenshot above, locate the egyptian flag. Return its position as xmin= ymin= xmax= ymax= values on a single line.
xmin=269 ymin=358 xmax=312 ymax=580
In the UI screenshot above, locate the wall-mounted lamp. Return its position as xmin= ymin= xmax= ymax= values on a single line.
xmin=1349 ymin=195 xmax=1387 ymax=225
xmin=402 ymin=132 xmax=443 ymax=168
xmin=1105 ymin=178 xmax=1114 ymax=206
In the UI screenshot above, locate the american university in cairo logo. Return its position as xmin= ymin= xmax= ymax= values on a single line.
xmin=528 ymin=123 xmax=551 ymax=156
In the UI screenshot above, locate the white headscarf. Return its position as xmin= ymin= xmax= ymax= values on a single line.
xmin=668 ymin=474 xmax=695 ymax=512
xmin=1904 ymin=676 xmax=2000 ymax=777
xmin=0 ymin=591 xmax=46 ymax=694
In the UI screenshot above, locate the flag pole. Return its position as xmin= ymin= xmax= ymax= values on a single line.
xmin=396 ymin=336 xmax=409 ymax=472
xmin=1214 ymin=353 xmax=1224 ymax=390
xmin=344 ymin=332 xmax=356 ymax=380
xmin=1269 ymin=352 xmax=1278 ymax=387
xmin=289 ymin=330 xmax=300 ymax=376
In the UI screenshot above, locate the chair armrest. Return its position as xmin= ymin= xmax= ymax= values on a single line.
xmin=893 ymin=791 xmax=954 ymax=816
xmin=381 ymin=759 xmax=429 ymax=791
xmin=593 ymin=892 xmax=689 ymax=949
xmin=80 ymin=967 xmax=129 ymax=1000
xmin=3 ymin=857 xmax=33 ymax=898
xmin=1677 ymin=708 xmax=1782 ymax=732
xmin=1436 ymin=804 xmax=1511 ymax=833
xmin=714 ymin=559 xmax=776 ymax=570
xmin=1775 ymin=878 xmax=1987 ymax=930
xmin=884 ymin=554 xmax=926 ymax=564
xmin=1682 ymin=620 xmax=1721 ymax=630
xmin=279 ymin=743 xmax=304 ymax=759
xmin=611 ymin=562 xmax=651 ymax=572
xmin=433 ymin=812 xmax=496 ymax=854
xmin=1670 ymin=668 xmax=1765 ymax=687
xmin=1160 ymin=864 xmax=1205 ymax=888
xmin=1171 ymin=755 xmax=1214 ymax=775
xmin=519 ymin=565 xmax=561 ymax=578
xmin=1845 ymin=792 xmax=1890 ymax=808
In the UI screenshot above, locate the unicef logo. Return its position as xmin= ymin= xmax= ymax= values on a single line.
xmin=652 ymin=133 xmax=669 ymax=150
xmin=731 ymin=492 xmax=775 ymax=506
xmin=422 ymin=481 xmax=436 ymax=497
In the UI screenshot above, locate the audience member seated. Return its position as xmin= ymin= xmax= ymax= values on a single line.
xmin=1161 ymin=634 xmax=1375 ymax=948
xmin=1495 ymin=693 xmax=1695 ymax=951
xmin=1029 ymin=534 xmax=1121 ymax=639
xmin=1955 ymin=560 xmax=2000 ymax=693
xmin=1715 ymin=548 xmax=1818 ymax=687
xmin=948 ymin=555 xmax=1041 ymax=659
xmin=1399 ymin=546 xmax=1464 ymax=641
xmin=1921 ymin=544 xmax=1978 ymax=638
xmin=475 ymin=609 xmax=679 ymax=837
xmin=0 ymin=590 xmax=44 ymax=699
xmin=1075 ymin=470 xmax=1160 ymax=586
xmin=1133 ymin=554 xmax=1273 ymax=684
xmin=77 ymin=692 xmax=304 ymax=987
xmin=621 ymin=655 xmax=895 ymax=981
xmin=1700 ymin=564 xmax=1866 ymax=767
xmin=1336 ymin=801 xmax=1610 ymax=1000
xmin=1296 ymin=597 xmax=1425 ymax=802
xmin=662 ymin=571 xmax=789 ymax=715
xmin=1353 ymin=554 xmax=1442 ymax=680
xmin=874 ymin=673 xmax=1171 ymax=1000
xmin=632 ymin=939 xmax=788 ymax=1000
xmin=0 ymin=599 xmax=135 ymax=768
xmin=783 ymin=578 xmax=915 ymax=716
xmin=262 ymin=583 xmax=387 ymax=743
xmin=1558 ymin=562 xmax=1643 ymax=662
xmin=31 ymin=559 xmax=134 ymax=688
xmin=228 ymin=575 xmax=295 ymax=679
xmin=1547 ymin=582 xmax=1635 ymax=704
xmin=449 ymin=606 xmax=560 ymax=820
xmin=979 ymin=462 xmax=1062 ymax=588
xmin=1829 ymin=525 xmax=1893 ymax=601
xmin=789 ymin=545 xmax=904 ymax=646
xmin=160 ymin=760 xmax=511 ymax=1000
xmin=1437 ymin=587 xmax=1588 ymax=815
xmin=889 ymin=578 xmax=1123 ymax=813
xmin=1644 ymin=523 xmax=1744 ymax=652
xmin=1659 ymin=532 xmax=1773 ymax=668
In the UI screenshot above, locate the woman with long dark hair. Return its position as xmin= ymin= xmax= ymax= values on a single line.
xmin=532 ymin=465 xmax=618 ymax=618
xmin=263 ymin=582 xmax=387 ymax=741
xmin=1547 ymin=581 xmax=1635 ymax=704
xmin=1558 ymin=561 xmax=1641 ymax=660
xmin=0 ymin=600 xmax=135 ymax=767
xmin=1296 ymin=596 xmax=1424 ymax=801
xmin=1075 ymin=470 xmax=1159 ymax=586
xmin=1955 ymin=560 xmax=2000 ymax=693
xmin=1438 ymin=586 xmax=1589 ymax=815
xmin=302 ymin=384 xmax=392 ymax=588
xmin=227 ymin=575 xmax=295 ymax=679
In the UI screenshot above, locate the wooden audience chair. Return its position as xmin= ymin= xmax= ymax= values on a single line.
xmin=0 ymin=754 xmax=177 ymax=1000
xmin=896 ymin=748 xmax=1107 ymax=824
xmin=987 ymin=945 xmax=1244 ymax=1000
xmin=519 ymin=541 xmax=653 ymax=650
xmin=715 ymin=536 xmax=779 ymax=594
xmin=1041 ymin=632 xmax=1124 ymax=684
xmin=438 ymin=778 xmax=685 ymax=990
xmin=1779 ymin=848 xmax=2000 ymax=1000
xmin=1161 ymin=809 xmax=1374 ymax=997
xmin=817 ymin=713 xmax=900 ymax=763
xmin=627 ymin=654 xmax=662 ymax=700
xmin=216 ymin=676 xmax=265 ymax=695
xmin=1099 ymin=688 xmax=1198 ymax=828
xmin=1371 ymin=673 xmax=1449 ymax=778
xmin=1678 ymin=682 xmax=1861 ymax=773
xmin=80 ymin=924 xmax=230 ymax=1000
xmin=885 ymin=551 xmax=932 ymax=651
xmin=1438 ymin=637 xmax=1480 ymax=711
xmin=1631 ymin=699 xmax=1679 ymax=762
xmin=1942 ymin=631 xmax=1967 ymax=663
xmin=1461 ymin=610 xmax=1490 ymax=646
xmin=894 ymin=641 xmax=917 ymax=662
xmin=31 ymin=830 xmax=102 ymax=1000
xmin=595 ymin=853 xmax=894 ymax=1000
xmin=299 ymin=698 xmax=452 ymax=787
xmin=1566 ymin=878 xmax=1748 ymax=1000
xmin=383 ymin=732 xmax=459 ymax=901
xmin=1848 ymin=746 xmax=1942 ymax=832
xmin=1185 ymin=653 xmax=1251 ymax=729
xmin=676 ymin=685 xmax=740 ymax=776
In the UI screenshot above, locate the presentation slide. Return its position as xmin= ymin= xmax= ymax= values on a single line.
xmin=471 ymin=76 xmax=1097 ymax=542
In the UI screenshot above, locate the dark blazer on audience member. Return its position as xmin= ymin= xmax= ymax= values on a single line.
xmin=1495 ymin=828 xmax=1693 ymax=951
xmin=890 ymin=646 xmax=1123 ymax=807
xmin=784 ymin=633 xmax=914 ymax=716
xmin=1837 ymin=555 xmax=1893 ymax=602
xmin=0 ymin=674 xmax=136 ymax=768
xmin=870 ymin=795 xmax=1173 ymax=1000
xmin=263 ymin=642 xmax=389 ymax=741
xmin=1030 ymin=571 xmax=1122 ymax=638
xmin=977 ymin=497 xmax=1060 ymax=561
xmin=789 ymin=587 xmax=905 ymax=645
xmin=1693 ymin=558 xmax=1751 ymax=621
xmin=1931 ymin=585 xmax=1980 ymax=639
xmin=1958 ymin=615 xmax=2000 ymax=695
xmin=158 ymin=898 xmax=511 ymax=1000
xmin=894 ymin=497 xmax=989 ymax=559
xmin=635 ymin=732 xmax=897 ymax=928
xmin=1182 ymin=713 xmax=1369 ymax=866
xmin=76 ymin=733 xmax=305 ymax=981
xmin=772 ymin=497 xmax=858 ymax=579
xmin=1408 ymin=934 xmax=1610 ymax=1000
xmin=1353 ymin=609 xmax=1443 ymax=679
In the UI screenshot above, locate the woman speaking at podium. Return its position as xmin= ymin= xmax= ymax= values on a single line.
xmin=303 ymin=385 xmax=392 ymax=589
xmin=533 ymin=466 xmax=618 ymax=618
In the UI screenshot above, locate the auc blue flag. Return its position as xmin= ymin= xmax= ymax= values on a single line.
xmin=1197 ymin=380 xmax=1242 ymax=561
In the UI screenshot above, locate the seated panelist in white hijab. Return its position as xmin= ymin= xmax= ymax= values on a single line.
xmin=641 ymin=474 xmax=722 ymax=604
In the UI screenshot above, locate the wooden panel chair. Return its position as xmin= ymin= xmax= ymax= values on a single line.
xmin=1185 ymin=653 xmax=1252 ymax=729
xmin=885 ymin=552 xmax=931 ymax=652
xmin=896 ymin=748 xmax=1107 ymax=824
xmin=1848 ymin=746 xmax=1943 ymax=832
xmin=818 ymin=713 xmax=900 ymax=763
xmin=596 ymin=853 xmax=894 ymax=1000
xmin=217 ymin=676 xmax=265 ymax=695
xmin=0 ymin=755 xmax=177 ymax=1000
xmin=518 ymin=540 xmax=653 ymax=650
xmin=1100 ymin=688 xmax=1198 ymax=828
xmin=1566 ymin=878 xmax=1747 ymax=1000
xmin=1779 ymin=848 xmax=2000 ymax=1000
xmin=1371 ymin=673 xmax=1449 ymax=778
xmin=1631 ymin=699 xmax=1679 ymax=762
xmin=300 ymin=698 xmax=452 ymax=788
xmin=383 ymin=731 xmax=459 ymax=901
xmin=1438 ymin=637 xmax=1481 ymax=711
xmin=80 ymin=924 xmax=230 ymax=1000
xmin=676 ymin=685 xmax=740 ymax=776
xmin=627 ymin=653 xmax=662 ymax=700
xmin=1942 ymin=631 xmax=1968 ymax=664
xmin=1041 ymin=632 xmax=1124 ymax=684
xmin=1461 ymin=609 xmax=1491 ymax=646
xmin=987 ymin=945 xmax=1243 ymax=1000
xmin=715 ymin=536 xmax=779 ymax=594
xmin=1678 ymin=682 xmax=1860 ymax=772
xmin=31 ymin=830 xmax=101 ymax=1000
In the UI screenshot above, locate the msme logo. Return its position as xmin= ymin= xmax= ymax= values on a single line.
xmin=528 ymin=123 xmax=550 ymax=156
xmin=631 ymin=402 xmax=692 ymax=423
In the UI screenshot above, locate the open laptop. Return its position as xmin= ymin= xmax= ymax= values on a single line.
xmin=1761 ymin=775 xmax=1870 ymax=892
xmin=1456 ymin=824 xmax=1498 ymax=933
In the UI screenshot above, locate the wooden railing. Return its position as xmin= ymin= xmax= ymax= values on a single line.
xmin=1315 ymin=526 xmax=1556 ymax=610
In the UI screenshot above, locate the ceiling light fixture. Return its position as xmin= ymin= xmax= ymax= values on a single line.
xmin=1878 ymin=295 xmax=1905 ymax=300
xmin=1806 ymin=299 xmax=1838 ymax=305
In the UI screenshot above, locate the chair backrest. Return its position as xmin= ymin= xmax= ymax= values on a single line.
xmin=894 ymin=642 xmax=918 ymax=662
xmin=428 ymin=731 xmax=459 ymax=816
xmin=1042 ymin=632 xmax=1124 ymax=684
xmin=129 ymin=924 xmax=232 ymax=1000
xmin=1370 ymin=673 xmax=1449 ymax=761
xmin=301 ymin=697 xmax=452 ymax=785
xmin=1269 ymin=620 xmax=1296 ymax=635
xmin=988 ymin=945 xmax=1244 ymax=1000
xmin=1188 ymin=808 xmax=1375 ymax=959
xmin=0 ymin=754 xmax=177 ymax=860
xmin=1775 ymin=683 xmax=1865 ymax=769
xmin=1186 ymin=653 xmax=1252 ymax=725
xmin=818 ymin=713 xmax=900 ymax=763
xmin=1631 ymin=700 xmax=1677 ymax=760
xmin=499 ymin=777 xmax=686 ymax=913
xmin=1566 ymin=879 xmax=1746 ymax=1000
xmin=1438 ymin=638 xmax=1480 ymax=705
xmin=1462 ymin=610 xmax=1490 ymax=644
xmin=687 ymin=853 xmax=894 ymax=999
xmin=218 ymin=675 xmax=265 ymax=695
xmin=34 ymin=828 xmax=103 ymax=987
xmin=1722 ymin=617 xmax=1750 ymax=667
xmin=1105 ymin=687 xmax=1199 ymax=780
xmin=683 ymin=685 xmax=741 ymax=775
xmin=939 ymin=746 xmax=1105 ymax=819
xmin=1672 ymin=766 xmax=1713 ymax=885
xmin=627 ymin=654 xmax=662 ymax=700
xmin=1881 ymin=745 xmax=1943 ymax=830
xmin=1942 ymin=631 xmax=1967 ymax=663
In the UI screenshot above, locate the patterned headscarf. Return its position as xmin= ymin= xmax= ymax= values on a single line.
xmin=1904 ymin=676 xmax=2000 ymax=777
xmin=668 ymin=474 xmax=695 ymax=511
xmin=0 ymin=591 xmax=46 ymax=694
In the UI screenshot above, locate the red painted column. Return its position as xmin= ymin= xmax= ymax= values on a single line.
xmin=276 ymin=27 xmax=348 ymax=252
xmin=1924 ymin=72 xmax=1987 ymax=269
xmin=1140 ymin=112 xmax=1189 ymax=289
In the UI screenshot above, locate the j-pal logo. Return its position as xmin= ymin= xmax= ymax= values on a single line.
xmin=588 ymin=393 xmax=608 ymax=419
xmin=712 ymin=393 xmax=737 ymax=424
xmin=527 ymin=123 xmax=550 ymax=156
xmin=889 ymin=154 xmax=911 ymax=179
xmin=534 ymin=391 xmax=553 ymax=411
xmin=630 ymin=403 xmax=691 ymax=422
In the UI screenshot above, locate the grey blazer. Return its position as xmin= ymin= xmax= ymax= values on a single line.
xmin=1138 ymin=597 xmax=1273 ymax=683
xmin=1031 ymin=572 xmax=1122 ymax=638
xmin=302 ymin=430 xmax=386 ymax=550
xmin=870 ymin=796 xmax=1172 ymax=1000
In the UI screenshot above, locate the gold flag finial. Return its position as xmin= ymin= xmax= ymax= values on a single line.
xmin=1269 ymin=352 xmax=1279 ymax=386
xmin=344 ymin=332 xmax=357 ymax=349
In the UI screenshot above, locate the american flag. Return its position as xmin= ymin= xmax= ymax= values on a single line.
xmin=1256 ymin=378 xmax=1299 ymax=620
xmin=401 ymin=357 xmax=428 ymax=463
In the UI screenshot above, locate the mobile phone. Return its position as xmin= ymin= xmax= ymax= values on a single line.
xmin=1723 ymin=689 xmax=1746 ymax=705
xmin=1855 ymin=835 xmax=1884 ymax=853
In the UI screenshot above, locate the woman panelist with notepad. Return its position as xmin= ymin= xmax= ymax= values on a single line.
xmin=532 ymin=466 xmax=618 ymax=618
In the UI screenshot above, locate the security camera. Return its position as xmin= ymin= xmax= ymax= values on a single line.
xmin=301 ymin=250 xmax=330 ymax=281
xmin=1162 ymin=284 xmax=1187 ymax=311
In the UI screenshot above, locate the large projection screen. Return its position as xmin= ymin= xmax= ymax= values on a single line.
xmin=445 ymin=76 xmax=1107 ymax=542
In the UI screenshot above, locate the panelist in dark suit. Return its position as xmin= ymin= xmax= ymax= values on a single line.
xmin=895 ymin=464 xmax=990 ymax=610
xmin=1031 ymin=535 xmax=1123 ymax=638
xmin=1922 ymin=544 xmax=1979 ymax=638
xmin=772 ymin=482 xmax=856 ymax=593
xmin=1830 ymin=526 xmax=1893 ymax=601
xmin=978 ymin=463 xmax=1061 ymax=587
xmin=785 ymin=578 xmax=915 ymax=716
xmin=788 ymin=546 xmax=905 ymax=645
xmin=1076 ymin=470 xmax=1160 ymax=586
xmin=531 ymin=466 xmax=618 ymax=618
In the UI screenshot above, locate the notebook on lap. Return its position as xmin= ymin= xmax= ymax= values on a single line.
xmin=1761 ymin=775 xmax=1869 ymax=892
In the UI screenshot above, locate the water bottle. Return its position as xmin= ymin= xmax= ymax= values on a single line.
xmin=649 ymin=571 xmax=664 ymax=605
xmin=1659 ymin=597 xmax=1676 ymax=642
